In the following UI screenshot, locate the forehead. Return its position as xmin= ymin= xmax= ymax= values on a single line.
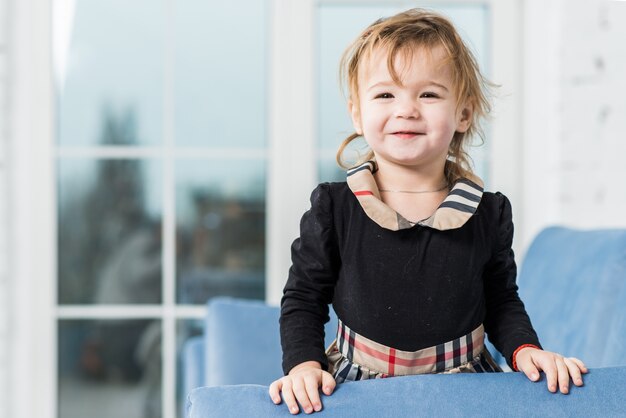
xmin=358 ymin=44 xmax=452 ymax=86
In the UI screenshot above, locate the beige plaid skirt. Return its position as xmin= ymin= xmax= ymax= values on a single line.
xmin=326 ymin=320 xmax=502 ymax=383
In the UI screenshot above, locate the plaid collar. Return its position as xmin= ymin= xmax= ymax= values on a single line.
xmin=346 ymin=161 xmax=484 ymax=231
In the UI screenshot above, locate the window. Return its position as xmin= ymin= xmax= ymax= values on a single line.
xmin=55 ymin=0 xmax=267 ymax=416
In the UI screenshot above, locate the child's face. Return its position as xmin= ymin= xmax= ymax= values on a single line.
xmin=349 ymin=45 xmax=472 ymax=171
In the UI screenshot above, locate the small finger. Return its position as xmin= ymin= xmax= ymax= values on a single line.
xmin=321 ymin=372 xmax=337 ymax=395
xmin=304 ymin=377 xmax=322 ymax=412
xmin=292 ymin=380 xmax=314 ymax=414
xmin=281 ymin=381 xmax=300 ymax=415
xmin=539 ymin=359 xmax=558 ymax=393
xmin=555 ymin=357 xmax=570 ymax=394
xmin=564 ymin=358 xmax=584 ymax=386
xmin=569 ymin=357 xmax=588 ymax=374
xmin=269 ymin=380 xmax=283 ymax=404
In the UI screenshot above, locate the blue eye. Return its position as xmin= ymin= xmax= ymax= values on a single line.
xmin=375 ymin=93 xmax=394 ymax=99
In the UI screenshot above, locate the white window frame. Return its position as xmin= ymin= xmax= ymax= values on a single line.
xmin=10 ymin=0 xmax=56 ymax=417
xmin=9 ymin=0 xmax=522 ymax=417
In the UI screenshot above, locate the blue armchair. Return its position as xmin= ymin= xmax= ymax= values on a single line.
xmin=184 ymin=227 xmax=626 ymax=417
xmin=182 ymin=298 xmax=337 ymax=392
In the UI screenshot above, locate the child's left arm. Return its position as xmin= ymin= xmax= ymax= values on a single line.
xmin=514 ymin=346 xmax=588 ymax=394
xmin=483 ymin=195 xmax=588 ymax=394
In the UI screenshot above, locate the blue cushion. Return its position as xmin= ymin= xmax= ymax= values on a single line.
xmin=204 ymin=297 xmax=338 ymax=386
xmin=182 ymin=336 xmax=205 ymax=392
xmin=181 ymin=336 xmax=205 ymax=416
xmin=604 ymin=275 xmax=626 ymax=366
xmin=187 ymin=366 xmax=626 ymax=418
xmin=518 ymin=227 xmax=626 ymax=367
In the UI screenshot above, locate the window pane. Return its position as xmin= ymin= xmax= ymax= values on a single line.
xmin=318 ymin=158 xmax=345 ymax=184
xmin=176 ymin=160 xmax=265 ymax=303
xmin=174 ymin=0 xmax=267 ymax=147
xmin=57 ymin=158 xmax=162 ymax=304
xmin=57 ymin=0 xmax=164 ymax=146
xmin=317 ymin=5 xmax=490 ymax=182
xmin=58 ymin=319 xmax=162 ymax=418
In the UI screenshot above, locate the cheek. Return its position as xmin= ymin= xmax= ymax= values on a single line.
xmin=360 ymin=108 xmax=385 ymax=131
xmin=430 ymin=110 xmax=460 ymax=134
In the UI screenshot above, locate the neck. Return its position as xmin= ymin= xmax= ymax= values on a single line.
xmin=374 ymin=159 xmax=448 ymax=192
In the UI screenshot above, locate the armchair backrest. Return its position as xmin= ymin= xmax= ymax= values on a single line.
xmin=604 ymin=273 xmax=626 ymax=366
xmin=204 ymin=297 xmax=338 ymax=386
xmin=517 ymin=226 xmax=626 ymax=367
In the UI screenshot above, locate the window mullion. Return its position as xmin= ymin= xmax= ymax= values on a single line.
xmin=267 ymin=0 xmax=317 ymax=306
xmin=162 ymin=0 xmax=176 ymax=416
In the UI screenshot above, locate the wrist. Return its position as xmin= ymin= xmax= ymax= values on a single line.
xmin=288 ymin=360 xmax=322 ymax=375
xmin=512 ymin=344 xmax=541 ymax=371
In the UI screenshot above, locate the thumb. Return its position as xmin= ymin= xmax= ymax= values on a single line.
xmin=321 ymin=371 xmax=336 ymax=395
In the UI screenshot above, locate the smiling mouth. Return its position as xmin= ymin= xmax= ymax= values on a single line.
xmin=392 ymin=131 xmax=424 ymax=138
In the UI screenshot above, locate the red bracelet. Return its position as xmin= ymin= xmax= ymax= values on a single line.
xmin=512 ymin=344 xmax=541 ymax=371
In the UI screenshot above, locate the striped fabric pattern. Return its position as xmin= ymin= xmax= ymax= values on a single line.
xmin=346 ymin=160 xmax=484 ymax=231
xmin=327 ymin=320 xmax=501 ymax=383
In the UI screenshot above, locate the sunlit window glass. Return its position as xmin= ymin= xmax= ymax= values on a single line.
xmin=57 ymin=158 xmax=163 ymax=304
xmin=176 ymin=160 xmax=266 ymax=304
xmin=174 ymin=0 xmax=266 ymax=148
xmin=58 ymin=319 xmax=162 ymax=418
xmin=57 ymin=0 xmax=164 ymax=146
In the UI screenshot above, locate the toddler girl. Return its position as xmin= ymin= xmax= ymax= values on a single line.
xmin=269 ymin=8 xmax=587 ymax=415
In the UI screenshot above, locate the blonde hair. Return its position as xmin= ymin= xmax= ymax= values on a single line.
xmin=337 ymin=8 xmax=493 ymax=184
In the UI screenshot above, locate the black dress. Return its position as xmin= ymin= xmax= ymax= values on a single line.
xmin=280 ymin=161 xmax=541 ymax=375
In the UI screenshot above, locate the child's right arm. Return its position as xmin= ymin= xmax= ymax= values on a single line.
xmin=272 ymin=185 xmax=341 ymax=414
xmin=269 ymin=361 xmax=336 ymax=415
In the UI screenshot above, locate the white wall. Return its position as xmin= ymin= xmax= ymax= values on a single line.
xmin=557 ymin=0 xmax=626 ymax=225
xmin=0 ymin=0 xmax=9 ymax=414
xmin=522 ymin=0 xmax=626 ymax=252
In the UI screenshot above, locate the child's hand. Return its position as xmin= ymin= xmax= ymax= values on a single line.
xmin=268 ymin=361 xmax=336 ymax=414
xmin=515 ymin=347 xmax=588 ymax=394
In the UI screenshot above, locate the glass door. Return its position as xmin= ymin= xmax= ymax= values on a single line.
xmin=54 ymin=0 xmax=268 ymax=416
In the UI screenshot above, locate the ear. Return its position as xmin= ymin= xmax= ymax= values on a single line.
xmin=456 ymin=101 xmax=473 ymax=133
xmin=348 ymin=99 xmax=363 ymax=135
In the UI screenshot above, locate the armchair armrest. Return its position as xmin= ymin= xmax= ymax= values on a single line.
xmin=187 ymin=366 xmax=626 ymax=418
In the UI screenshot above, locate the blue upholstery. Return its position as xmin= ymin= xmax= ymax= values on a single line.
xmin=517 ymin=227 xmax=626 ymax=367
xmin=184 ymin=227 xmax=626 ymax=417
xmin=604 ymin=280 xmax=626 ymax=365
xmin=188 ymin=297 xmax=337 ymax=389
xmin=204 ymin=298 xmax=283 ymax=387
xmin=182 ymin=336 xmax=205 ymax=401
xmin=187 ymin=366 xmax=626 ymax=417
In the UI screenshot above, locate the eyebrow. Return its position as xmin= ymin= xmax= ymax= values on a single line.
xmin=366 ymin=81 xmax=450 ymax=93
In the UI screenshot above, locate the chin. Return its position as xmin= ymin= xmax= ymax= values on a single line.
xmin=384 ymin=154 xmax=446 ymax=168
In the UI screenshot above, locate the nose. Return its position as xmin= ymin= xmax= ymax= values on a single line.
xmin=394 ymin=98 xmax=419 ymax=119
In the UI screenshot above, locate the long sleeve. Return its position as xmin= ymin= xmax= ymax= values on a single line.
xmin=280 ymin=184 xmax=341 ymax=374
xmin=483 ymin=193 xmax=542 ymax=368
